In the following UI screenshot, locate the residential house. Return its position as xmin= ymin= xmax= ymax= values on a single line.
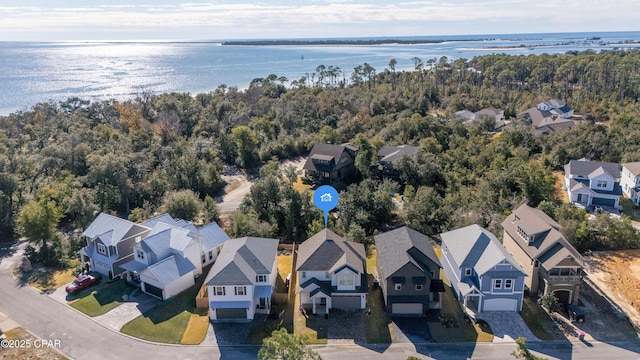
xmin=81 ymin=212 xmax=229 ymax=291
xmin=456 ymin=107 xmax=506 ymax=130
xmin=440 ymin=224 xmax=526 ymax=313
xmin=205 ymin=237 xmax=279 ymax=320
xmin=502 ymin=204 xmax=583 ymax=305
xmin=80 ymin=213 xmax=151 ymax=279
xmin=372 ymin=145 xmax=419 ymax=181
xmin=564 ymin=158 xmax=622 ymax=209
xmin=303 ymin=143 xmax=358 ymax=183
xmin=120 ymin=222 xmax=202 ymax=300
xmin=296 ymin=229 xmax=367 ymax=314
xmin=374 ymin=226 xmax=444 ymax=315
xmin=621 ymin=162 xmax=640 ymax=206
xmin=517 ymin=98 xmax=574 ymax=128
xmin=532 ymin=121 xmax=576 ymax=137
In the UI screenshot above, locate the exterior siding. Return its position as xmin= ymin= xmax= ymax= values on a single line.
xmin=383 ymin=263 xmax=431 ymax=314
xmin=502 ymin=231 xmax=537 ymax=292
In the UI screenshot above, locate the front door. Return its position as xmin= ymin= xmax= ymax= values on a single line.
xmin=259 ymin=297 xmax=266 ymax=308
xmin=320 ymin=297 xmax=327 ymax=305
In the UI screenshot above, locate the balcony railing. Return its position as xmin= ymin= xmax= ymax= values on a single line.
xmin=545 ymin=275 xmax=582 ymax=284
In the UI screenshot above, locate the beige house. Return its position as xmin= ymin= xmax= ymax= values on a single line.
xmin=501 ymin=204 xmax=583 ymax=305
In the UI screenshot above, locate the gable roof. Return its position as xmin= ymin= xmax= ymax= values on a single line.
xmin=533 ymin=121 xmax=576 ymax=137
xmin=476 ymin=107 xmax=504 ymax=117
xmin=140 ymin=255 xmax=196 ymax=285
xmin=564 ymin=159 xmax=620 ymax=179
xmin=623 ymin=162 xmax=640 ymax=177
xmin=205 ymin=237 xmax=279 ymax=286
xmin=139 ymin=213 xmax=176 ymax=229
xmin=83 ymin=213 xmax=149 ymax=246
xmin=378 ymin=145 xmax=419 ymax=163
xmin=199 ymin=222 xmax=230 ymax=251
xmin=297 ymin=229 xmax=366 ymax=274
xmin=374 ymin=226 xmax=441 ymax=280
xmin=303 ymin=143 xmax=357 ymax=172
xmin=441 ymin=224 xmax=525 ymax=276
xmin=501 ymin=204 xmax=582 ymax=270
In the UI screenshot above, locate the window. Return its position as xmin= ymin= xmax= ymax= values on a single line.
xmin=235 ymin=286 xmax=246 ymax=296
xmin=256 ymin=275 xmax=267 ymax=283
xmin=338 ymin=273 xmax=354 ymax=286
xmin=534 ymin=260 xmax=540 ymax=268
xmin=430 ymin=270 xmax=436 ymax=278
xmin=465 ymin=268 xmax=472 ymax=276
xmin=415 ymin=283 xmax=423 ymax=291
xmin=505 ymin=279 xmax=513 ymax=289
xmin=596 ymin=180 xmax=607 ymax=188
xmin=213 ymin=286 xmax=225 ymax=296
xmin=208 ymin=251 xmax=213 ymax=260
xmin=301 ymin=272 xmax=306 ymax=279
xmin=202 ymin=254 xmax=206 ymax=264
xmin=493 ymin=279 xmax=502 ymax=289
xmin=136 ymin=250 xmax=144 ymax=260
xmin=394 ymin=283 xmax=402 ymax=290
xmin=97 ymin=243 xmax=107 ymax=255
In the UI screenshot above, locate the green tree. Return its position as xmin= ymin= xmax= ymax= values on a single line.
xmin=511 ymin=337 xmax=547 ymax=360
xmin=537 ymin=294 xmax=558 ymax=312
xmin=232 ymin=125 xmax=259 ymax=168
xmin=258 ymin=328 xmax=321 ymax=360
xmin=16 ymin=197 xmax=62 ymax=266
xmin=160 ymin=189 xmax=203 ymax=221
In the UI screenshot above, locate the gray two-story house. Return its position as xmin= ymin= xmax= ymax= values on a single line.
xmin=374 ymin=226 xmax=444 ymax=316
xmin=441 ymin=224 xmax=527 ymax=313
xmin=502 ymin=204 xmax=583 ymax=305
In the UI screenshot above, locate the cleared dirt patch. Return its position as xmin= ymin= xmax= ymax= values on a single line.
xmin=584 ymin=249 xmax=640 ymax=337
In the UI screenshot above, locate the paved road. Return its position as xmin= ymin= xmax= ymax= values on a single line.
xmin=2 ymin=241 xmax=640 ymax=360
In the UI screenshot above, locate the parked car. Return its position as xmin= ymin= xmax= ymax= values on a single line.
xmin=563 ymin=303 xmax=586 ymax=323
xmin=65 ymin=273 xmax=102 ymax=294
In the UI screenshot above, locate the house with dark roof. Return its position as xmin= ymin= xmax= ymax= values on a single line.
xmin=204 ymin=237 xmax=279 ymax=320
xmin=79 ymin=213 xmax=151 ymax=279
xmin=564 ymin=158 xmax=622 ymax=209
xmin=372 ymin=145 xmax=419 ymax=181
xmin=296 ymin=229 xmax=367 ymax=314
xmin=502 ymin=204 xmax=583 ymax=305
xmin=621 ymin=162 xmax=640 ymax=206
xmin=455 ymin=107 xmax=506 ymax=130
xmin=374 ymin=226 xmax=444 ymax=316
xmin=303 ymin=143 xmax=358 ymax=183
xmin=517 ymin=98 xmax=574 ymax=128
xmin=440 ymin=225 xmax=526 ymax=314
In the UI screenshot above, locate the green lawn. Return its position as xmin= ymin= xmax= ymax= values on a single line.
xmin=69 ymin=279 xmax=133 ymax=317
xmin=364 ymin=248 xmax=393 ymax=344
xmin=519 ymin=297 xmax=565 ymax=340
xmin=120 ymin=265 xmax=211 ymax=344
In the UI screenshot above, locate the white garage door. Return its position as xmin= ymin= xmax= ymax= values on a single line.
xmin=92 ymin=260 xmax=110 ymax=276
xmin=483 ymin=298 xmax=517 ymax=311
xmin=392 ymin=303 xmax=423 ymax=314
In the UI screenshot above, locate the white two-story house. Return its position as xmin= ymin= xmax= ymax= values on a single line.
xmin=622 ymin=162 xmax=640 ymax=206
xmin=296 ymin=229 xmax=367 ymax=314
xmin=204 ymin=237 xmax=279 ymax=321
xmin=564 ymin=158 xmax=622 ymax=209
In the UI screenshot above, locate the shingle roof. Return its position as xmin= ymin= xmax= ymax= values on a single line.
xmin=140 ymin=255 xmax=196 ymax=286
xmin=83 ymin=213 xmax=149 ymax=246
xmin=501 ymin=204 xmax=582 ymax=270
xmin=297 ymin=229 xmax=366 ymax=274
xmin=476 ymin=107 xmax=503 ymax=117
xmin=303 ymin=143 xmax=357 ymax=172
xmin=441 ymin=224 xmax=525 ymax=276
xmin=205 ymin=237 xmax=279 ymax=286
xmin=374 ymin=226 xmax=441 ymax=281
xmin=623 ymin=162 xmax=640 ymax=177
xmin=564 ymin=159 xmax=620 ymax=179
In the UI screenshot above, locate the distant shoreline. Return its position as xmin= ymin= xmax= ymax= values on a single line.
xmin=221 ymin=39 xmax=465 ymax=46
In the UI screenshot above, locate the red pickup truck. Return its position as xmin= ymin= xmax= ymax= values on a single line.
xmin=65 ymin=274 xmax=102 ymax=294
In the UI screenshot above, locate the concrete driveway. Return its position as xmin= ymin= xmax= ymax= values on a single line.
xmin=391 ymin=316 xmax=433 ymax=344
xmin=476 ymin=311 xmax=539 ymax=342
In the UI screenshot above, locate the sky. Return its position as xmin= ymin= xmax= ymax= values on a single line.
xmin=1 ymin=0 xmax=639 ymax=41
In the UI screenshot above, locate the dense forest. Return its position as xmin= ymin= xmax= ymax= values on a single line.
xmin=1 ymin=49 xmax=640 ymax=267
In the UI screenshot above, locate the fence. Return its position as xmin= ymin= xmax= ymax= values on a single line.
xmin=195 ymin=283 xmax=209 ymax=310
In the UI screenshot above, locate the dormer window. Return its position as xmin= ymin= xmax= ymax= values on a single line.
xmin=97 ymin=243 xmax=107 ymax=255
xmin=596 ymin=180 xmax=607 ymax=188
xmin=136 ymin=250 xmax=144 ymax=260
xmin=517 ymin=226 xmax=529 ymax=241
xmin=465 ymin=268 xmax=472 ymax=276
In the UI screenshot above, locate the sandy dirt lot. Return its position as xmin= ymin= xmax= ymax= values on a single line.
xmin=584 ymin=250 xmax=640 ymax=334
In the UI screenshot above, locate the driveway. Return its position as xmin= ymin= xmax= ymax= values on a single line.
xmin=328 ymin=310 xmax=366 ymax=344
xmin=476 ymin=311 xmax=539 ymax=342
xmin=391 ymin=316 xmax=433 ymax=344
xmin=208 ymin=315 xmax=267 ymax=345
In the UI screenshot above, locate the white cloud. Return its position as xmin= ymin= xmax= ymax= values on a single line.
xmin=0 ymin=1 xmax=639 ymax=40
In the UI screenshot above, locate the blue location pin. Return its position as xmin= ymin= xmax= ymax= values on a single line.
xmin=313 ymin=185 xmax=339 ymax=228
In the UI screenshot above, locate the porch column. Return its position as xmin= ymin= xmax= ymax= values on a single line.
xmin=463 ymin=296 xmax=468 ymax=310
xmin=80 ymin=250 xmax=85 ymax=270
xmin=312 ymin=297 xmax=316 ymax=314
